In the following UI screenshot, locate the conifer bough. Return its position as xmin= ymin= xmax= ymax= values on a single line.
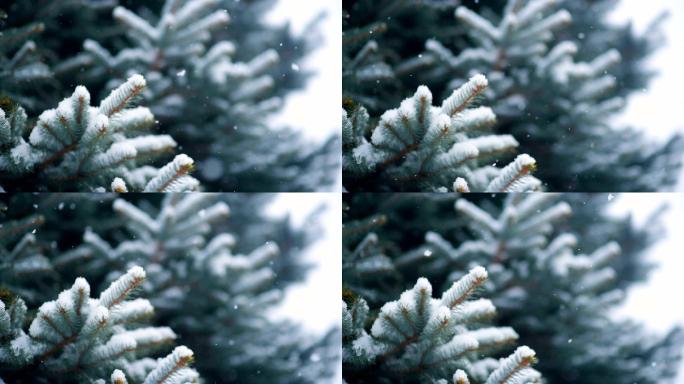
xmin=0 ymin=194 xmax=338 ymax=383
xmin=342 ymin=0 xmax=684 ymax=191
xmin=343 ymin=266 xmax=541 ymax=383
xmin=51 ymin=194 xmax=335 ymax=383
xmin=343 ymin=74 xmax=541 ymax=192
xmin=402 ymin=193 xmax=682 ymax=383
xmin=342 ymin=193 xmax=684 ymax=383
xmin=66 ymin=0 xmax=338 ymax=191
xmin=2 ymin=0 xmax=340 ymax=191
xmin=0 ymin=266 xmax=200 ymax=383
xmin=0 ymin=74 xmax=199 ymax=192
xmin=0 ymin=18 xmax=50 ymax=110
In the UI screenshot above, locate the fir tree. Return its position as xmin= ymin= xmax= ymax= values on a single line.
xmin=342 ymin=0 xmax=683 ymax=191
xmin=1 ymin=0 xmax=339 ymax=192
xmin=0 ymin=194 xmax=338 ymax=383
xmin=343 ymin=193 xmax=683 ymax=383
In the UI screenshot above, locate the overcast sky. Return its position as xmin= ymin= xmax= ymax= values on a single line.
xmin=262 ymin=4 xmax=341 ymax=382
xmin=606 ymin=2 xmax=684 ymax=378
xmin=265 ymin=1 xmax=341 ymax=190
xmin=609 ymin=1 xmax=684 ymax=190
xmin=263 ymin=1 xmax=341 ymax=342
xmin=265 ymin=1 xmax=341 ymax=143
xmin=266 ymin=193 xmax=342 ymax=384
xmin=610 ymin=194 xmax=684 ymax=382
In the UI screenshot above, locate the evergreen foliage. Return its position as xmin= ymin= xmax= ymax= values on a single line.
xmin=344 ymin=74 xmax=541 ymax=192
xmin=0 ymin=14 xmax=49 ymax=111
xmin=0 ymin=265 xmax=200 ymax=383
xmin=342 ymin=193 xmax=683 ymax=383
xmin=0 ymin=194 xmax=338 ymax=383
xmin=0 ymin=74 xmax=198 ymax=192
xmin=0 ymin=210 xmax=51 ymax=306
xmin=343 ymin=266 xmax=541 ymax=383
xmin=562 ymin=193 xmax=664 ymax=290
xmin=342 ymin=0 xmax=683 ymax=191
xmin=0 ymin=0 xmax=339 ymax=192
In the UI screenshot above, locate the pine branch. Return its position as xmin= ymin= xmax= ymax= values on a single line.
xmin=344 ymin=75 xmax=541 ymax=191
xmin=343 ymin=266 xmax=541 ymax=382
xmin=0 ymin=266 xmax=199 ymax=382
xmin=0 ymin=75 xmax=199 ymax=191
xmin=60 ymin=0 xmax=335 ymax=191
xmin=58 ymin=194 xmax=333 ymax=382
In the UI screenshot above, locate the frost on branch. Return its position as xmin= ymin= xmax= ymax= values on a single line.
xmin=0 ymin=266 xmax=199 ymax=383
xmin=343 ymin=267 xmax=541 ymax=383
xmin=343 ymin=74 xmax=541 ymax=191
xmin=55 ymin=194 xmax=333 ymax=381
xmin=62 ymin=0 xmax=333 ymax=191
xmin=0 ymin=74 xmax=199 ymax=191
xmin=406 ymin=194 xmax=667 ymax=381
xmin=413 ymin=0 xmax=682 ymax=190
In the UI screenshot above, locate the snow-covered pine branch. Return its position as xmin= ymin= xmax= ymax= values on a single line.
xmin=398 ymin=194 xmax=640 ymax=382
xmin=3 ymin=0 xmax=338 ymax=191
xmin=55 ymin=0 xmax=334 ymax=191
xmin=0 ymin=266 xmax=199 ymax=383
xmin=343 ymin=74 xmax=541 ymax=191
xmin=51 ymin=194 xmax=333 ymax=382
xmin=404 ymin=0 xmax=682 ymax=191
xmin=343 ymin=267 xmax=541 ymax=383
xmin=0 ymin=74 xmax=199 ymax=191
xmin=343 ymin=193 xmax=684 ymax=383
xmin=343 ymin=0 xmax=684 ymax=191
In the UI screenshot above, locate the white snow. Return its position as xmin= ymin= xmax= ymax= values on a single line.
xmin=111 ymin=178 xmax=127 ymax=193
xmin=453 ymin=369 xmax=469 ymax=384
xmin=469 ymin=266 xmax=487 ymax=280
xmin=453 ymin=177 xmax=470 ymax=192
